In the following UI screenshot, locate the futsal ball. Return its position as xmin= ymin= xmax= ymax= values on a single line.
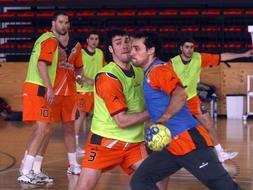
xmin=145 ymin=124 xmax=172 ymax=151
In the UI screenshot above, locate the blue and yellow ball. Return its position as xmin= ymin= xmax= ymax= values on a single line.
xmin=145 ymin=124 xmax=172 ymax=151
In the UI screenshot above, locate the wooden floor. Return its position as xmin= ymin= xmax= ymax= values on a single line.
xmin=0 ymin=117 xmax=253 ymax=190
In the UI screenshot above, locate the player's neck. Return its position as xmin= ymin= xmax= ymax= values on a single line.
xmin=142 ymin=57 xmax=156 ymax=71
xmin=180 ymin=54 xmax=191 ymax=64
xmin=114 ymin=59 xmax=131 ymax=71
xmin=58 ymin=34 xmax=69 ymax=47
xmin=87 ymin=46 xmax=95 ymax=54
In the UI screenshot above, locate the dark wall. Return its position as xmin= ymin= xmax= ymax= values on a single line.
xmin=1 ymin=0 xmax=253 ymax=61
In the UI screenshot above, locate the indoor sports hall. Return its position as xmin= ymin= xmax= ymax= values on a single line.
xmin=0 ymin=0 xmax=253 ymax=189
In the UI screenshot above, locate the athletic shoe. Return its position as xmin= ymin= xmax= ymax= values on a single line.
xmin=67 ymin=165 xmax=81 ymax=175
xmin=35 ymin=172 xmax=54 ymax=183
xmin=17 ymin=171 xmax=45 ymax=185
xmin=217 ymin=151 xmax=239 ymax=162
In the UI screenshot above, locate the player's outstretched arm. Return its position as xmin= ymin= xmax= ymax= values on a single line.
xmin=220 ymin=49 xmax=253 ymax=61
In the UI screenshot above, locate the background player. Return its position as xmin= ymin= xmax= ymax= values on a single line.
xmin=170 ymin=38 xmax=253 ymax=162
xmin=18 ymin=11 xmax=66 ymax=184
xmin=51 ymin=12 xmax=84 ymax=175
xmin=75 ymin=31 xmax=106 ymax=154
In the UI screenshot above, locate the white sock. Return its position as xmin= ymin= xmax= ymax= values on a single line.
xmin=215 ymin=144 xmax=224 ymax=153
xmin=21 ymin=155 xmax=35 ymax=175
xmin=76 ymin=135 xmax=79 ymax=147
xmin=21 ymin=150 xmax=28 ymax=165
xmin=68 ymin=152 xmax=79 ymax=166
xmin=32 ymin=155 xmax=43 ymax=174
xmin=24 ymin=150 xmax=28 ymax=157
xmin=19 ymin=150 xmax=28 ymax=173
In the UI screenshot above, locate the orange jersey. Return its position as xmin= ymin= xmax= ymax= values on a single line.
xmin=167 ymin=125 xmax=213 ymax=155
xmin=38 ymin=37 xmax=58 ymax=65
xmin=200 ymin=53 xmax=220 ymax=68
xmin=95 ymin=72 xmax=128 ymax=116
xmin=147 ymin=63 xmax=182 ymax=94
xmin=53 ymin=37 xmax=83 ymax=96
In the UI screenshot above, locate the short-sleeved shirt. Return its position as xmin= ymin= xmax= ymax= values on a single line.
xmin=200 ymin=53 xmax=220 ymax=68
xmin=147 ymin=63 xmax=182 ymax=94
xmin=53 ymin=37 xmax=83 ymax=96
xmin=95 ymin=68 xmax=137 ymax=116
xmin=38 ymin=37 xmax=58 ymax=65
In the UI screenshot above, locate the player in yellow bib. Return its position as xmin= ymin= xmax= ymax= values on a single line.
xmin=18 ymin=11 xmax=68 ymax=185
xmin=75 ymin=29 xmax=151 ymax=190
xmin=171 ymin=38 xmax=253 ymax=162
xmin=75 ymin=31 xmax=106 ymax=154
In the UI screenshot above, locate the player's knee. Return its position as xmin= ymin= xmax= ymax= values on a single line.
xmin=63 ymin=124 xmax=75 ymax=134
xmin=130 ymin=171 xmax=146 ymax=189
xmin=36 ymin=125 xmax=51 ymax=136
xmin=207 ymin=173 xmax=241 ymax=190
xmin=76 ymin=179 xmax=96 ymax=190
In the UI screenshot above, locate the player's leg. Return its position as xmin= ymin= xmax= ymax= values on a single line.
xmin=195 ymin=112 xmax=238 ymax=162
xmin=18 ymin=121 xmax=51 ymax=185
xmin=32 ymin=126 xmax=56 ymax=183
xmin=18 ymin=93 xmax=52 ymax=184
xmin=129 ymin=144 xmax=170 ymax=190
xmin=195 ymin=112 xmax=219 ymax=145
xmin=187 ymin=96 xmax=238 ymax=162
xmin=180 ymin=147 xmax=243 ymax=190
xmin=63 ymin=120 xmax=81 ymax=174
xmin=75 ymin=110 xmax=86 ymax=154
xmin=75 ymin=168 xmax=102 ymax=190
xmin=75 ymin=92 xmax=94 ymax=154
xmin=62 ymin=95 xmax=81 ymax=174
xmin=130 ymin=148 xmax=181 ymax=190
xmin=76 ymin=132 xmax=123 ymax=190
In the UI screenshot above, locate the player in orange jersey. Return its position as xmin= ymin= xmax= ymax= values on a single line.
xmin=18 ymin=11 xmax=68 ymax=185
xmin=51 ymin=21 xmax=84 ymax=175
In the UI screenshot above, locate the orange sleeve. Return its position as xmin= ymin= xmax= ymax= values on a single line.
xmin=95 ymin=73 xmax=127 ymax=116
xmin=201 ymin=53 xmax=220 ymax=68
xmin=148 ymin=64 xmax=182 ymax=95
xmin=73 ymin=42 xmax=83 ymax=69
xmin=38 ymin=37 xmax=58 ymax=65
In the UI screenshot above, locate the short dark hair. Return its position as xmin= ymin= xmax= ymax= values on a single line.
xmin=86 ymin=31 xmax=100 ymax=39
xmin=52 ymin=11 xmax=68 ymax=21
xmin=179 ymin=38 xmax=195 ymax=47
xmin=105 ymin=28 xmax=127 ymax=47
xmin=132 ymin=31 xmax=162 ymax=58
